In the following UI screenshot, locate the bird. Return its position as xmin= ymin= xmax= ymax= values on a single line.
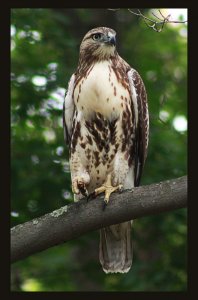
xmin=63 ymin=27 xmax=149 ymax=273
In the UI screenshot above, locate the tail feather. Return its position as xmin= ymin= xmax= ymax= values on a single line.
xmin=99 ymin=221 xmax=132 ymax=273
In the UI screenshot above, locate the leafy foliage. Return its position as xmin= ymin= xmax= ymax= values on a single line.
xmin=11 ymin=8 xmax=187 ymax=291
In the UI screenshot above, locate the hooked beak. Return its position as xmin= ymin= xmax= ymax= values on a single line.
xmin=103 ymin=35 xmax=116 ymax=46
xmin=109 ymin=35 xmax=116 ymax=46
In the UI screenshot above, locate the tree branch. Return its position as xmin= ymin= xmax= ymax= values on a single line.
xmin=11 ymin=176 xmax=187 ymax=263
xmin=108 ymin=9 xmax=187 ymax=32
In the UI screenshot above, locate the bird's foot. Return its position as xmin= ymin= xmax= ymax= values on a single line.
xmin=72 ymin=177 xmax=88 ymax=197
xmin=94 ymin=183 xmax=123 ymax=209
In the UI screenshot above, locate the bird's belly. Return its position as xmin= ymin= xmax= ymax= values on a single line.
xmin=74 ymin=61 xmax=130 ymax=119
xmin=72 ymin=62 xmax=132 ymax=192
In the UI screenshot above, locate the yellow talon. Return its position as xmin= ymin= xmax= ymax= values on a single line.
xmin=94 ymin=174 xmax=123 ymax=204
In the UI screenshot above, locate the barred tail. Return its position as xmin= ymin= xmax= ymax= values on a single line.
xmin=99 ymin=221 xmax=132 ymax=273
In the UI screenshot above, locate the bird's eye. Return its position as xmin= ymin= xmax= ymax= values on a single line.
xmin=92 ymin=33 xmax=102 ymax=41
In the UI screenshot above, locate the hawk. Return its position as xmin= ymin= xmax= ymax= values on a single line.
xmin=63 ymin=27 xmax=149 ymax=273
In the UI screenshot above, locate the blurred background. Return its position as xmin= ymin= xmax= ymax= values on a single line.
xmin=11 ymin=8 xmax=187 ymax=291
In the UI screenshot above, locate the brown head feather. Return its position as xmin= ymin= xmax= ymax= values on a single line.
xmin=78 ymin=27 xmax=117 ymax=65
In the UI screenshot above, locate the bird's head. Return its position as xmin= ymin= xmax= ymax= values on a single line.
xmin=79 ymin=27 xmax=117 ymax=61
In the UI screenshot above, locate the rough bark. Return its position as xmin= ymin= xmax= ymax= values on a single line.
xmin=11 ymin=176 xmax=187 ymax=263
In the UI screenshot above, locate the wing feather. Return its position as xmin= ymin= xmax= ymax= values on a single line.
xmin=127 ymin=69 xmax=149 ymax=186
xmin=63 ymin=74 xmax=76 ymax=145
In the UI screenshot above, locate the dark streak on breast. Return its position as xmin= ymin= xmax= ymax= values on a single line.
xmin=86 ymin=148 xmax=91 ymax=160
xmin=80 ymin=143 xmax=86 ymax=149
xmin=86 ymin=135 xmax=93 ymax=145
xmin=109 ymin=118 xmax=117 ymax=145
xmin=114 ymin=86 xmax=116 ymax=96
xmin=71 ymin=121 xmax=81 ymax=153
xmin=93 ymin=150 xmax=100 ymax=167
